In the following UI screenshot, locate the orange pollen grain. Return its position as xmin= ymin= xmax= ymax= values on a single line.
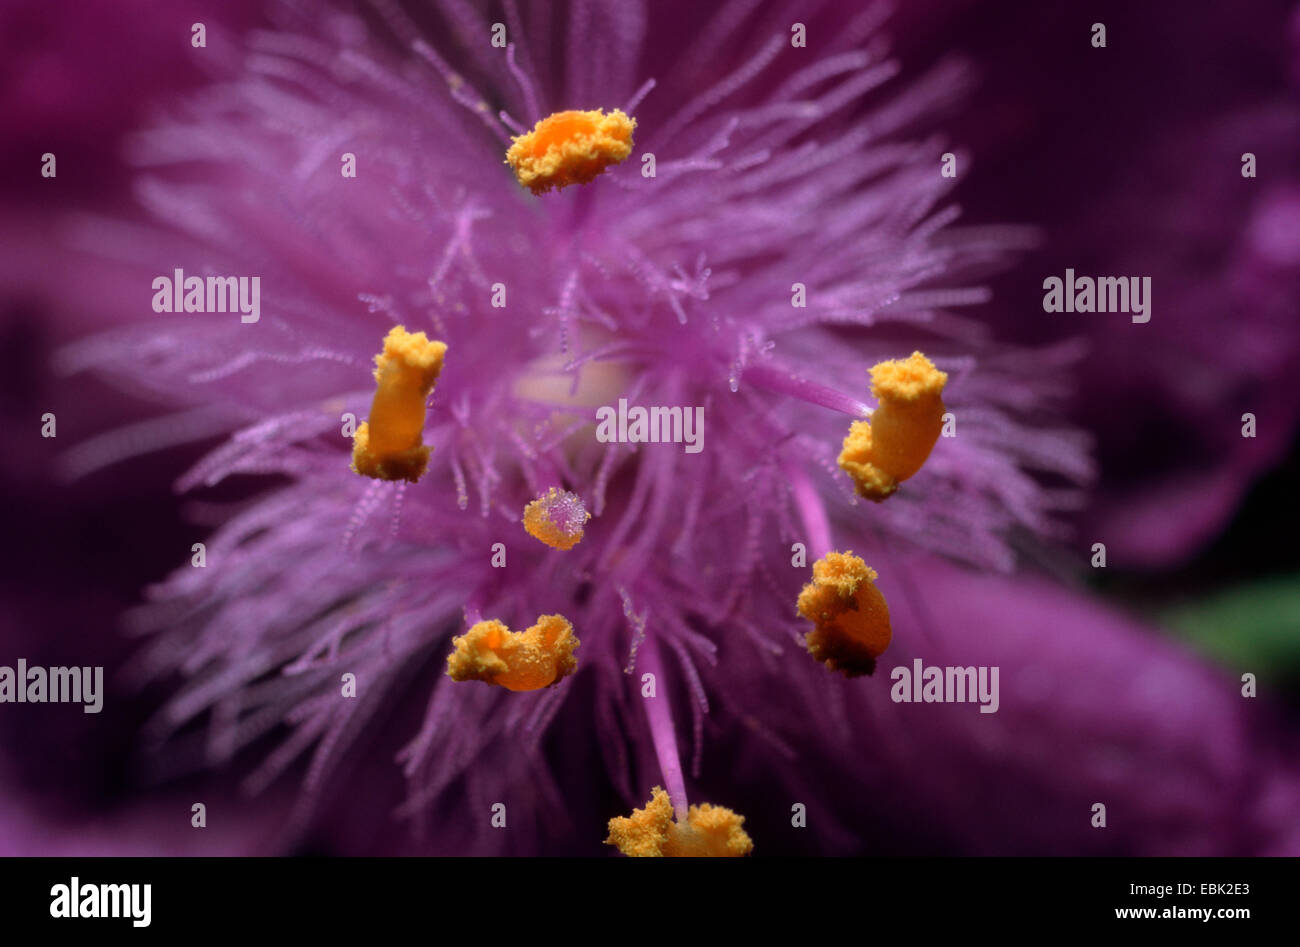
xmin=522 ymin=487 xmax=591 ymax=550
xmin=445 ymin=614 xmax=579 ymax=692
xmin=505 ymin=108 xmax=636 ymax=195
xmin=350 ymin=325 xmax=447 ymax=483
xmin=605 ymin=786 xmax=754 ymax=857
xmin=837 ymin=351 xmax=947 ymax=501
xmin=796 ymin=550 xmax=891 ymax=677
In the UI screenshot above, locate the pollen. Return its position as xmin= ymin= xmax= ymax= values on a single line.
xmin=796 ymin=551 xmax=891 ymax=677
xmin=350 ymin=325 xmax=447 ymax=483
xmin=522 ymin=487 xmax=591 ymax=550
xmin=446 ymin=614 xmax=579 ymax=692
xmin=605 ymin=786 xmax=754 ymax=857
xmin=837 ymin=351 xmax=948 ymax=501
xmin=505 ymin=108 xmax=636 ymax=195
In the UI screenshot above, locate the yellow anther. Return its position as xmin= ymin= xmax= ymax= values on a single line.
xmin=523 ymin=487 xmax=590 ymax=550
xmin=350 ymin=325 xmax=447 ymax=483
xmin=605 ymin=786 xmax=753 ymax=857
xmin=837 ymin=351 xmax=947 ymax=501
xmin=505 ymin=108 xmax=636 ymax=194
xmin=446 ymin=614 xmax=579 ymax=692
xmin=796 ymin=550 xmax=891 ymax=677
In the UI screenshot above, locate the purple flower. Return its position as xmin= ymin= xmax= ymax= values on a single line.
xmin=0 ymin=777 xmax=288 ymax=857
xmin=1074 ymin=120 xmax=1300 ymax=567
xmin=909 ymin=0 xmax=1300 ymax=568
xmin=52 ymin=0 xmax=1300 ymax=858
xmin=0 ymin=0 xmax=258 ymax=202
xmin=804 ymin=557 xmax=1300 ymax=856
xmin=56 ymin=0 xmax=1093 ymax=853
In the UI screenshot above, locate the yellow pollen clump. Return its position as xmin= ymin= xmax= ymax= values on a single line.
xmin=505 ymin=108 xmax=636 ymax=194
xmin=605 ymin=786 xmax=754 ymax=857
xmin=837 ymin=351 xmax=948 ymax=501
xmin=350 ymin=325 xmax=447 ymax=483
xmin=522 ymin=487 xmax=591 ymax=550
xmin=796 ymin=551 xmax=891 ymax=677
xmin=446 ymin=614 xmax=579 ymax=692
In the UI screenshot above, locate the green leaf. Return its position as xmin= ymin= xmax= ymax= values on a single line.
xmin=1162 ymin=573 xmax=1300 ymax=673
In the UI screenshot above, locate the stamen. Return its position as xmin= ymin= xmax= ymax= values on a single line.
xmin=796 ymin=550 xmax=891 ymax=677
xmin=837 ymin=351 xmax=947 ymax=501
xmin=505 ymin=108 xmax=636 ymax=194
xmin=605 ymin=786 xmax=753 ymax=857
xmin=445 ymin=614 xmax=579 ymax=692
xmin=744 ymin=362 xmax=875 ymax=417
xmin=641 ymin=637 xmax=689 ymax=821
xmin=350 ymin=325 xmax=447 ymax=483
xmin=787 ymin=464 xmax=832 ymax=561
xmin=522 ymin=487 xmax=591 ymax=550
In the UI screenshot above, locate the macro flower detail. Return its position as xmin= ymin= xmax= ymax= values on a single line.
xmin=505 ymin=108 xmax=636 ymax=194
xmin=53 ymin=0 xmax=1100 ymax=854
xmin=10 ymin=0 xmax=1299 ymax=866
xmin=838 ymin=351 xmax=948 ymax=501
xmin=522 ymin=487 xmax=591 ymax=550
xmin=797 ymin=551 xmax=891 ymax=677
xmin=350 ymin=325 xmax=447 ymax=483
xmin=446 ymin=615 xmax=579 ymax=692
xmin=605 ymin=786 xmax=752 ymax=857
